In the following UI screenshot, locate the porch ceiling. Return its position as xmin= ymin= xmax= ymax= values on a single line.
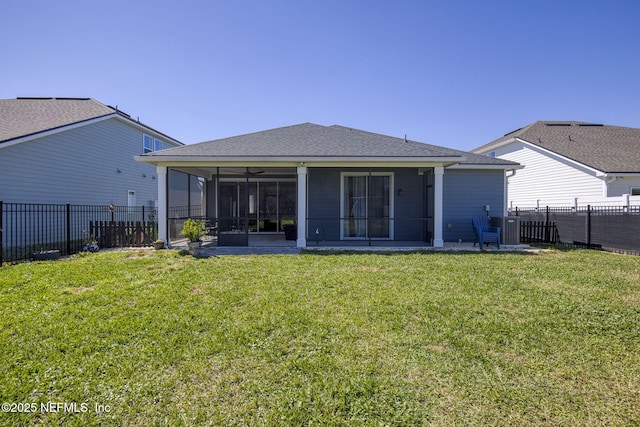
xmin=168 ymin=166 xmax=298 ymax=179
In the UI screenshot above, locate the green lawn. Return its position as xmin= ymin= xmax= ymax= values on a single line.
xmin=0 ymin=249 xmax=639 ymax=426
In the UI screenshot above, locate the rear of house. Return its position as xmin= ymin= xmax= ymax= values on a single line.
xmin=137 ymin=123 xmax=520 ymax=247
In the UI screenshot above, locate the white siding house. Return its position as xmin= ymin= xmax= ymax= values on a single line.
xmin=473 ymin=121 xmax=640 ymax=208
xmin=0 ymin=97 xmax=182 ymax=205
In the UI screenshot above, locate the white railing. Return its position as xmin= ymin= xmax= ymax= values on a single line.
xmin=510 ymin=194 xmax=640 ymax=210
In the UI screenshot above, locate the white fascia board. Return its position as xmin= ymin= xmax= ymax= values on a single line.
xmin=112 ymin=115 xmax=182 ymax=146
xmin=473 ymin=137 xmax=606 ymax=175
xmin=0 ymin=114 xmax=116 ymax=150
xmin=134 ymin=156 xmax=466 ymax=167
xmin=601 ymin=172 xmax=640 ymax=178
xmin=471 ymin=137 xmax=518 ymax=154
xmin=446 ymin=163 xmax=524 ymax=170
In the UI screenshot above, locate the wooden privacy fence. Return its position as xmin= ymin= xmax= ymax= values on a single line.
xmin=90 ymin=221 xmax=157 ymax=248
xmin=520 ymin=220 xmax=559 ymax=244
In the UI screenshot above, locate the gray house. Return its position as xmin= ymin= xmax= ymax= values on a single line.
xmin=137 ymin=123 xmax=520 ymax=247
xmin=0 ymin=97 xmax=183 ymax=206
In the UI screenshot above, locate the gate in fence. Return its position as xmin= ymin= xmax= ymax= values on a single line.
xmin=90 ymin=221 xmax=157 ymax=248
xmin=520 ymin=220 xmax=559 ymax=244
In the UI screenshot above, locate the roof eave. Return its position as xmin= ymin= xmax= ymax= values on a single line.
xmin=447 ymin=163 xmax=524 ymax=170
xmin=0 ymin=113 xmax=117 ymax=149
xmin=113 ymin=114 xmax=183 ymax=146
xmin=471 ymin=137 xmax=520 ymax=154
xmin=135 ymin=155 xmax=466 ymax=167
xmin=1 ymin=112 xmax=183 ymax=149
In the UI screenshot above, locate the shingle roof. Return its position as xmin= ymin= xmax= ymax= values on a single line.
xmin=144 ymin=122 xmax=518 ymax=166
xmin=475 ymin=121 xmax=640 ymax=173
xmin=0 ymin=97 xmax=182 ymax=145
xmin=0 ymin=97 xmax=116 ymax=143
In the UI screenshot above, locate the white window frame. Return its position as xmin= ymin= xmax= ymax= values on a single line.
xmin=143 ymin=134 xmax=163 ymax=153
xmin=340 ymin=172 xmax=394 ymax=240
xmin=143 ymin=135 xmax=153 ymax=153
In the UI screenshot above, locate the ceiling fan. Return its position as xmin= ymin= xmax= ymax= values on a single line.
xmin=245 ymin=168 xmax=266 ymax=176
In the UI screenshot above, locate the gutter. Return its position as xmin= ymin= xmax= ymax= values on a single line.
xmin=134 ymin=155 xmax=467 ymax=166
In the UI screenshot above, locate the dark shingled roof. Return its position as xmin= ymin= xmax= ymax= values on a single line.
xmin=475 ymin=121 xmax=640 ymax=173
xmin=0 ymin=97 xmax=115 ymax=143
xmin=0 ymin=97 xmax=182 ymax=145
xmin=144 ymin=122 xmax=518 ymax=166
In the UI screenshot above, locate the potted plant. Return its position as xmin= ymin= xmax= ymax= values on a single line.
xmin=153 ymin=239 xmax=165 ymax=250
xmin=180 ymin=218 xmax=206 ymax=255
xmin=81 ymin=230 xmax=99 ymax=253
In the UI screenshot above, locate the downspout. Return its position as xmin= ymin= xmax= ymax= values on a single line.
xmin=505 ymin=169 xmax=517 ymax=215
xmin=604 ymin=175 xmax=617 ymax=197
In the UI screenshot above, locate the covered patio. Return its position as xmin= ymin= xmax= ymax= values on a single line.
xmin=136 ymin=123 xmax=520 ymax=249
xmin=156 ymin=164 xmax=445 ymax=248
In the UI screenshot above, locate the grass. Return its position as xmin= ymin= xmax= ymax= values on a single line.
xmin=0 ymin=248 xmax=639 ymax=426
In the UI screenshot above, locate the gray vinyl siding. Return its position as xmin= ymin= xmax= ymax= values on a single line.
xmin=0 ymin=119 xmax=175 ymax=205
xmin=442 ymin=169 xmax=505 ymax=242
xmin=307 ymin=168 xmax=341 ymax=241
xmin=307 ymin=167 xmax=427 ymax=242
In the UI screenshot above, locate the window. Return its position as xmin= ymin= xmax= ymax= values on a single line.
xmin=128 ymin=190 xmax=136 ymax=207
xmin=487 ymin=151 xmax=496 ymax=158
xmin=341 ymin=173 xmax=393 ymax=240
xmin=143 ymin=134 xmax=163 ymax=153
xmin=631 ymin=188 xmax=640 ymax=196
xmin=143 ymin=135 xmax=153 ymax=153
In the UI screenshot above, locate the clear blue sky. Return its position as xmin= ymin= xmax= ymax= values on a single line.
xmin=3 ymin=0 xmax=640 ymax=151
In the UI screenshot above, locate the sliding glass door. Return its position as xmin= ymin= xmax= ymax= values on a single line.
xmin=218 ymin=180 xmax=295 ymax=234
xmin=342 ymin=173 xmax=393 ymax=239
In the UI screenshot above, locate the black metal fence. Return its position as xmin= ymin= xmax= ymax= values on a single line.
xmin=1 ymin=201 xmax=158 ymax=266
xmin=168 ymin=205 xmax=204 ymax=240
xmin=512 ymin=205 xmax=640 ymax=252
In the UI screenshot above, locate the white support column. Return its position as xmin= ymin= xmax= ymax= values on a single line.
xmin=296 ymin=165 xmax=307 ymax=248
xmin=433 ymin=166 xmax=444 ymax=248
xmin=157 ymin=166 xmax=168 ymax=244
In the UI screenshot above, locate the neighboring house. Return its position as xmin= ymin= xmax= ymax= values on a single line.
xmin=0 ymin=97 xmax=183 ymax=206
xmin=472 ymin=121 xmax=640 ymax=208
xmin=136 ymin=123 xmax=521 ymax=247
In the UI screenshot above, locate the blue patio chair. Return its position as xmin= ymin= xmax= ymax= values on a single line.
xmin=472 ymin=215 xmax=501 ymax=250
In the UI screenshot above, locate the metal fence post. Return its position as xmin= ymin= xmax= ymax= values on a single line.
xmin=587 ymin=204 xmax=592 ymax=248
xmin=0 ymin=200 xmax=3 ymax=267
xmin=66 ymin=203 xmax=71 ymax=256
xmin=545 ymin=206 xmax=550 ymax=242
